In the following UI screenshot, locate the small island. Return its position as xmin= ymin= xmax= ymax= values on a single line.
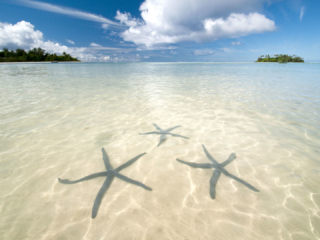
xmin=0 ymin=48 xmax=80 ymax=62
xmin=256 ymin=54 xmax=304 ymax=63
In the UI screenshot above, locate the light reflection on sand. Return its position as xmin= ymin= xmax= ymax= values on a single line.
xmin=0 ymin=63 xmax=320 ymax=239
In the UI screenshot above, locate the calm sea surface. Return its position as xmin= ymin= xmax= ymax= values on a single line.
xmin=0 ymin=62 xmax=320 ymax=240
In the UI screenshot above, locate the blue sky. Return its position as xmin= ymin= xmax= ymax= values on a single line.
xmin=0 ymin=0 xmax=319 ymax=62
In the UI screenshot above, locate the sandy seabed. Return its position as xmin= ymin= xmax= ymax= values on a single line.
xmin=0 ymin=63 xmax=319 ymax=240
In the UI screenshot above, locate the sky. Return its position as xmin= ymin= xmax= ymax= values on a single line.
xmin=0 ymin=0 xmax=319 ymax=62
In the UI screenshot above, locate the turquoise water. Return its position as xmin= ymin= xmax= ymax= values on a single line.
xmin=0 ymin=62 xmax=320 ymax=239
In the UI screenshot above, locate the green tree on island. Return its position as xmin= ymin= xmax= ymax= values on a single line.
xmin=256 ymin=54 xmax=304 ymax=63
xmin=0 ymin=48 xmax=80 ymax=62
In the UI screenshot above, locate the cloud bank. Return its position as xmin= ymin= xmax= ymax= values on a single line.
xmin=0 ymin=21 xmax=135 ymax=62
xmin=116 ymin=0 xmax=276 ymax=47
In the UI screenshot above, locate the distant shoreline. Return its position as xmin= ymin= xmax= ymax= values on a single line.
xmin=1 ymin=61 xmax=318 ymax=64
xmin=0 ymin=61 xmax=81 ymax=64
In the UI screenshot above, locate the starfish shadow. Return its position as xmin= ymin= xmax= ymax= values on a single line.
xmin=140 ymin=123 xmax=189 ymax=147
xmin=176 ymin=145 xmax=259 ymax=199
xmin=58 ymin=148 xmax=152 ymax=218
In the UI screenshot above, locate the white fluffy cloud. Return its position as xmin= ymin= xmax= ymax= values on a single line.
xmin=116 ymin=0 xmax=276 ymax=47
xmin=0 ymin=21 xmax=85 ymax=54
xmin=0 ymin=21 xmax=43 ymax=49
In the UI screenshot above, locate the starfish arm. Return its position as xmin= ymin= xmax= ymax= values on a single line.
xmin=202 ymin=145 xmax=220 ymax=165
xmin=153 ymin=123 xmax=163 ymax=131
xmin=115 ymin=153 xmax=146 ymax=172
xmin=210 ymin=169 xmax=222 ymax=199
xmin=164 ymin=125 xmax=181 ymax=132
xmin=222 ymin=170 xmax=259 ymax=192
xmin=139 ymin=131 xmax=160 ymax=135
xmin=176 ymin=159 xmax=213 ymax=169
xmin=168 ymin=133 xmax=189 ymax=139
xmin=220 ymin=153 xmax=237 ymax=167
xmin=58 ymin=172 xmax=108 ymax=184
xmin=113 ymin=172 xmax=152 ymax=191
xmin=101 ymin=148 xmax=113 ymax=171
xmin=157 ymin=134 xmax=167 ymax=147
xmin=92 ymin=174 xmax=114 ymax=218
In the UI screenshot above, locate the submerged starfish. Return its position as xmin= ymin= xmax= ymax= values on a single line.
xmin=176 ymin=145 xmax=259 ymax=199
xmin=58 ymin=148 xmax=152 ymax=218
xmin=140 ymin=123 xmax=189 ymax=146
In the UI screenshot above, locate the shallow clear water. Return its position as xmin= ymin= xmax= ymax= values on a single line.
xmin=0 ymin=62 xmax=320 ymax=240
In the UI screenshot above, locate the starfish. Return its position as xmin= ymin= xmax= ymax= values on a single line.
xmin=58 ymin=148 xmax=152 ymax=218
xmin=176 ymin=145 xmax=259 ymax=199
xmin=140 ymin=123 xmax=189 ymax=147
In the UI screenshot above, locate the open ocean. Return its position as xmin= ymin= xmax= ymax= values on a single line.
xmin=0 ymin=62 xmax=320 ymax=240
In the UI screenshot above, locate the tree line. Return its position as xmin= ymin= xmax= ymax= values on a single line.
xmin=256 ymin=54 xmax=304 ymax=63
xmin=0 ymin=48 xmax=79 ymax=62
